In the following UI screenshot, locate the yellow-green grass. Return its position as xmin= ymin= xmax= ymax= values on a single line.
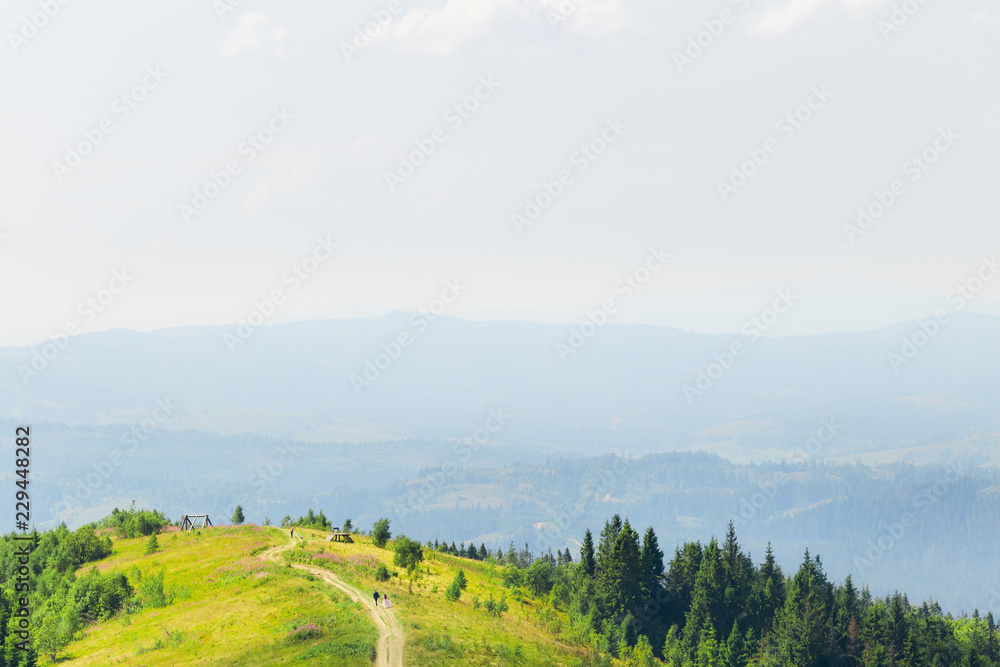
xmin=287 ymin=528 xmax=589 ymax=666
xmin=55 ymin=525 xmax=377 ymax=666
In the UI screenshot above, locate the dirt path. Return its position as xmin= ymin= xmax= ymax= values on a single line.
xmin=261 ymin=536 xmax=405 ymax=667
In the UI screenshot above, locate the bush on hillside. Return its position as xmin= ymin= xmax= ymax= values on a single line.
xmin=501 ymin=563 xmax=524 ymax=589
xmin=371 ymin=518 xmax=391 ymax=548
xmin=96 ymin=502 xmax=168 ymax=538
xmin=286 ymin=624 xmax=323 ymax=642
xmin=444 ymin=578 xmax=462 ymax=602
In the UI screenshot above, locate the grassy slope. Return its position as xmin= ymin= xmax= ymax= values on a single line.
xmin=286 ymin=528 xmax=589 ymax=666
xmin=55 ymin=525 xmax=378 ymax=666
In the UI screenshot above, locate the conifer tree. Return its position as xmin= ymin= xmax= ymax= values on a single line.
xmin=720 ymin=521 xmax=753 ymax=635
xmin=684 ymin=539 xmax=725 ymax=659
xmin=640 ymin=525 xmax=665 ymax=599
xmin=598 ymin=521 xmax=642 ymax=619
xmin=748 ymin=543 xmax=785 ymax=639
xmin=596 ymin=514 xmax=623 ymax=578
xmin=581 ymin=529 xmax=596 ymax=578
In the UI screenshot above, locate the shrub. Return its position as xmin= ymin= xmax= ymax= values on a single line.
xmin=422 ymin=633 xmax=464 ymax=657
xmin=525 ymin=559 xmax=553 ymax=596
xmin=374 ymin=564 xmax=391 ymax=582
xmin=144 ymin=534 xmax=159 ymax=555
xmin=136 ymin=569 xmax=168 ymax=609
xmin=371 ymin=518 xmax=391 ymax=548
xmin=73 ymin=569 xmax=135 ymax=621
xmin=392 ymin=536 xmax=424 ymax=572
xmin=61 ymin=526 xmax=113 ymax=566
xmin=501 ymin=563 xmax=524 ymax=589
xmin=492 ymin=643 xmax=524 ymax=661
xmin=483 ymin=594 xmax=508 ymax=618
xmin=444 ymin=578 xmax=461 ymax=602
xmin=97 ymin=503 xmax=169 ymax=538
xmin=445 ymin=569 xmax=467 ymax=602
xmin=287 ymin=624 xmax=323 ymax=643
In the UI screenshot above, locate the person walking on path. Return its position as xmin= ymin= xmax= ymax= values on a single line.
xmin=382 ymin=594 xmax=391 ymax=609
xmin=373 ymin=590 xmax=380 ymax=607
xmin=290 ymin=527 xmax=294 ymax=538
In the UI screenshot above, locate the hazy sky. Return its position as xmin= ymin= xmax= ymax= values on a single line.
xmin=2 ymin=0 xmax=998 ymax=346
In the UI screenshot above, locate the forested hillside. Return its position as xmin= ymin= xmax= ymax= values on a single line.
xmin=404 ymin=516 xmax=999 ymax=666
xmin=325 ymin=453 xmax=1000 ymax=615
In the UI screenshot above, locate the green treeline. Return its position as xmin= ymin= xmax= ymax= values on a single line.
xmin=455 ymin=515 xmax=999 ymax=666
xmin=0 ymin=504 xmax=177 ymax=666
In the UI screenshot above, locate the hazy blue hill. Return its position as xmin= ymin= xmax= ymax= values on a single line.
xmin=4 ymin=313 xmax=999 ymax=464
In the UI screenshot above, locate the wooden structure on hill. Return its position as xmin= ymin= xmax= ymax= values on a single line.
xmin=325 ymin=532 xmax=353 ymax=543
xmin=180 ymin=514 xmax=213 ymax=530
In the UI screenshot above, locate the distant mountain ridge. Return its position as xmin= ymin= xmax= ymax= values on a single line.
xmin=4 ymin=313 xmax=1000 ymax=466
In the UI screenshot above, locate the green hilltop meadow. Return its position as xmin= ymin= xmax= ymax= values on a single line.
xmin=0 ymin=505 xmax=997 ymax=665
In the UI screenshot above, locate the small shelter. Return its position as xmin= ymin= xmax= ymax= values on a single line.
xmin=180 ymin=514 xmax=213 ymax=530
xmin=325 ymin=532 xmax=354 ymax=543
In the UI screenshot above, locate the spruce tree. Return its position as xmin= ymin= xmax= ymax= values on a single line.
xmin=748 ymin=543 xmax=785 ymax=639
xmin=720 ymin=521 xmax=753 ymax=635
xmin=640 ymin=525 xmax=665 ymax=599
xmin=683 ymin=539 xmax=725 ymax=659
xmin=596 ymin=514 xmax=623 ymax=578
xmin=599 ymin=521 xmax=642 ymax=619
xmin=768 ymin=550 xmax=835 ymax=665
xmin=581 ymin=529 xmax=596 ymax=578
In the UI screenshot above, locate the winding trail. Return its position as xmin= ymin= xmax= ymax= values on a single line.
xmin=260 ymin=536 xmax=404 ymax=667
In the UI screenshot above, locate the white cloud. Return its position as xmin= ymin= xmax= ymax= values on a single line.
xmin=243 ymin=155 xmax=324 ymax=214
xmin=220 ymin=13 xmax=289 ymax=58
xmin=383 ymin=0 xmax=515 ymax=56
xmin=541 ymin=0 xmax=641 ymax=38
xmin=383 ymin=0 xmax=639 ymax=55
xmin=964 ymin=9 xmax=998 ymax=28
xmin=747 ymin=0 xmax=891 ymax=37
